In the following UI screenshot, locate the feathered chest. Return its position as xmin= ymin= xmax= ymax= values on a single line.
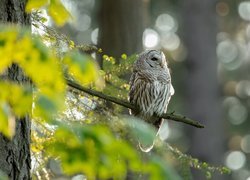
xmin=129 ymin=72 xmax=171 ymax=117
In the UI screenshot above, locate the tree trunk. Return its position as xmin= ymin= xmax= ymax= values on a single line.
xmin=0 ymin=0 xmax=31 ymax=179
xmin=182 ymin=1 xmax=225 ymax=179
xmin=97 ymin=0 xmax=148 ymax=66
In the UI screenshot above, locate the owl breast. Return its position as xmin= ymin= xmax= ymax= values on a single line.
xmin=129 ymin=73 xmax=172 ymax=124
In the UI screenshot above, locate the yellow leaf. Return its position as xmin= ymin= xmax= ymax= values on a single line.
xmin=121 ymin=53 xmax=127 ymax=60
xmin=0 ymin=30 xmax=18 ymax=73
xmin=63 ymin=52 xmax=98 ymax=85
xmin=0 ymin=103 xmax=15 ymax=138
xmin=13 ymin=36 xmax=33 ymax=63
xmin=48 ymin=1 xmax=71 ymax=26
xmin=10 ymin=86 xmax=32 ymax=116
xmin=26 ymin=0 xmax=49 ymax=12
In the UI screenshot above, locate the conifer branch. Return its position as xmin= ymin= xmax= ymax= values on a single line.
xmin=66 ymin=79 xmax=204 ymax=128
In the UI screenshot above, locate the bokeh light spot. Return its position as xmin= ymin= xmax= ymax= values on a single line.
xmin=241 ymin=134 xmax=250 ymax=153
xmin=239 ymin=2 xmax=250 ymax=21
xmin=91 ymin=28 xmax=99 ymax=44
xmin=155 ymin=13 xmax=176 ymax=32
xmin=236 ymin=80 xmax=250 ymax=98
xmin=143 ymin=29 xmax=159 ymax=48
xmin=216 ymin=2 xmax=229 ymax=16
xmin=217 ymin=40 xmax=238 ymax=63
xmin=225 ymin=151 xmax=246 ymax=170
xmin=228 ymin=101 xmax=247 ymax=125
xmin=75 ymin=14 xmax=91 ymax=31
xmin=161 ymin=33 xmax=180 ymax=51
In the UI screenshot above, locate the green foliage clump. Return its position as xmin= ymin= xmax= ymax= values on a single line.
xmin=102 ymin=54 xmax=137 ymax=101
xmin=42 ymin=118 xmax=183 ymax=180
xmin=0 ymin=26 xmax=98 ymax=137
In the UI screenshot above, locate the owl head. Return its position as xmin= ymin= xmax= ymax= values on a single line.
xmin=135 ymin=50 xmax=168 ymax=71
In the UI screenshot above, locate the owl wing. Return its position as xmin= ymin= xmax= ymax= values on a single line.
xmin=128 ymin=70 xmax=136 ymax=103
xmin=128 ymin=70 xmax=140 ymax=115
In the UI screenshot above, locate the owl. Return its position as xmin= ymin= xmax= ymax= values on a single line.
xmin=129 ymin=50 xmax=174 ymax=151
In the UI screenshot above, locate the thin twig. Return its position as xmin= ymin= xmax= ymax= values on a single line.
xmin=66 ymin=79 xmax=204 ymax=128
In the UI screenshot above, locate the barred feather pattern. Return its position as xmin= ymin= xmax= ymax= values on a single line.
xmin=129 ymin=72 xmax=172 ymax=126
xmin=129 ymin=50 xmax=174 ymax=152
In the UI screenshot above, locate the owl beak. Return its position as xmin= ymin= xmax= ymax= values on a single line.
xmin=160 ymin=61 xmax=164 ymax=68
xmin=160 ymin=52 xmax=166 ymax=68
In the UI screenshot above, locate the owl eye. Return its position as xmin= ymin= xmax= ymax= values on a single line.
xmin=151 ymin=57 xmax=158 ymax=61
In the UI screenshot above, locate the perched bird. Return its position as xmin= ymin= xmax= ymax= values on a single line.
xmin=129 ymin=50 xmax=174 ymax=152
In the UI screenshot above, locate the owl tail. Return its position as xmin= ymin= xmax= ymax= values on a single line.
xmin=138 ymin=119 xmax=164 ymax=152
xmin=138 ymin=141 xmax=155 ymax=152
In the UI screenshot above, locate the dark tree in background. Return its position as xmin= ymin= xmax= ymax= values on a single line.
xmin=182 ymin=0 xmax=226 ymax=179
xmin=0 ymin=0 xmax=31 ymax=179
xmin=97 ymin=0 xmax=148 ymax=66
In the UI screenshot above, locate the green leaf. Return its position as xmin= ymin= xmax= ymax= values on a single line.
xmin=34 ymin=95 xmax=58 ymax=120
xmin=0 ymin=81 xmax=33 ymax=137
xmin=63 ymin=51 xmax=98 ymax=85
xmin=206 ymin=171 xmax=212 ymax=179
xmin=0 ymin=170 xmax=8 ymax=180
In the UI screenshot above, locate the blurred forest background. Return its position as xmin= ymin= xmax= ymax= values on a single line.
xmin=1 ymin=0 xmax=250 ymax=179
xmin=45 ymin=0 xmax=250 ymax=179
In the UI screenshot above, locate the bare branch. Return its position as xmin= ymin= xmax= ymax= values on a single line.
xmin=66 ymin=79 xmax=204 ymax=128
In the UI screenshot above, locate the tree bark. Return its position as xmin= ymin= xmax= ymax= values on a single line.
xmin=97 ymin=0 xmax=148 ymax=66
xmin=0 ymin=0 xmax=31 ymax=179
xmin=181 ymin=0 xmax=225 ymax=179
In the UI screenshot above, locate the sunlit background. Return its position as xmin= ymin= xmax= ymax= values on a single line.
xmin=33 ymin=0 xmax=250 ymax=179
